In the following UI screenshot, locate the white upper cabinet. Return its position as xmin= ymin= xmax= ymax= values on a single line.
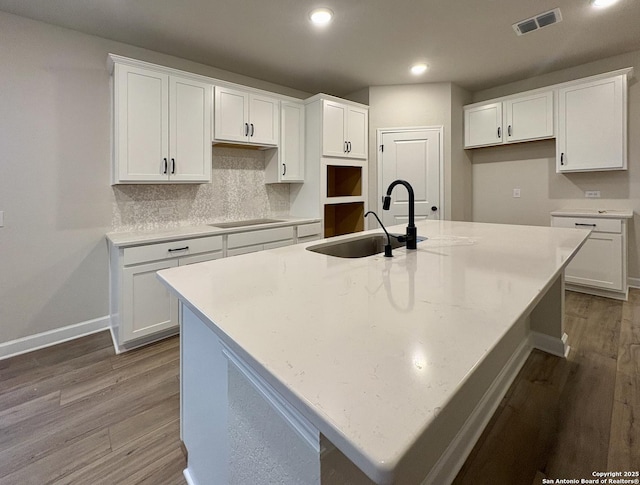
xmin=112 ymin=61 xmax=212 ymax=184
xmin=322 ymin=100 xmax=368 ymax=159
xmin=464 ymin=91 xmax=553 ymax=148
xmin=265 ymin=101 xmax=305 ymax=183
xmin=504 ymin=91 xmax=554 ymax=143
xmin=464 ymin=102 xmax=503 ymax=148
xmin=557 ymin=73 xmax=628 ymax=173
xmin=214 ymin=86 xmax=279 ymax=146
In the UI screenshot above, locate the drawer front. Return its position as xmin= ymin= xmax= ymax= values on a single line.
xmin=227 ymin=227 xmax=294 ymax=249
xmin=297 ymin=222 xmax=322 ymax=239
xmin=124 ymin=235 xmax=223 ymax=266
xmin=551 ymin=216 xmax=621 ymax=233
xmin=179 ymin=251 xmax=223 ymax=266
xmin=227 ymin=244 xmax=263 ymax=257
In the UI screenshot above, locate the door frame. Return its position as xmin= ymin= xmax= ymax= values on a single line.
xmin=375 ymin=126 xmax=445 ymax=221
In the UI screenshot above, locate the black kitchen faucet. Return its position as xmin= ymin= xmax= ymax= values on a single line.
xmin=382 ymin=179 xmax=417 ymax=250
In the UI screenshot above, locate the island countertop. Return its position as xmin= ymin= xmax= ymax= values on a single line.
xmin=157 ymin=219 xmax=589 ymax=483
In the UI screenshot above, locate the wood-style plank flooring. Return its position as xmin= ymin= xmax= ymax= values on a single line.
xmin=1 ymin=290 xmax=638 ymax=484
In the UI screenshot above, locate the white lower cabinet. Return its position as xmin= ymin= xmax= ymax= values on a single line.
xmin=110 ymin=235 xmax=223 ymax=351
xmin=122 ymin=259 xmax=180 ymax=342
xmin=551 ymin=210 xmax=631 ymax=300
xmin=108 ymin=221 xmax=320 ymax=351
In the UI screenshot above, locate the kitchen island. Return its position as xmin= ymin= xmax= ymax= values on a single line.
xmin=157 ymin=219 xmax=590 ymax=485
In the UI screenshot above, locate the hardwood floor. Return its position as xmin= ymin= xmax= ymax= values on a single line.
xmin=1 ymin=290 xmax=638 ymax=484
xmin=0 ymin=333 xmax=185 ymax=484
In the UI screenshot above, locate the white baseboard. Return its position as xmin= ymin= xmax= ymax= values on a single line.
xmin=0 ymin=316 xmax=110 ymax=361
xmin=529 ymin=331 xmax=569 ymax=358
xmin=183 ymin=468 xmax=197 ymax=485
xmin=627 ymin=277 xmax=640 ymax=289
xmin=423 ymin=337 xmax=533 ymax=485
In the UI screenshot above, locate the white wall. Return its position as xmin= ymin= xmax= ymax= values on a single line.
xmin=0 ymin=11 xmax=310 ymax=347
xmin=367 ymin=83 xmax=472 ymax=222
xmin=470 ymin=49 xmax=640 ymax=279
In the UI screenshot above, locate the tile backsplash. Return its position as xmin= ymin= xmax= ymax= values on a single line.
xmin=111 ymin=147 xmax=290 ymax=232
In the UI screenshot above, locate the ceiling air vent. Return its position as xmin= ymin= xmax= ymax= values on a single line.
xmin=513 ymin=8 xmax=562 ymax=36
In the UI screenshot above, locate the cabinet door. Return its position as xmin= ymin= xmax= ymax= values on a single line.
xmin=505 ymin=91 xmax=554 ymax=143
xmin=122 ymin=259 xmax=179 ymax=343
xmin=249 ymin=94 xmax=279 ymax=146
xmin=464 ymin=102 xmax=503 ymax=148
xmin=322 ymin=101 xmax=348 ymax=157
xmin=557 ymin=75 xmax=625 ymax=172
xmin=169 ymin=76 xmax=212 ymax=182
xmin=346 ymin=106 xmax=368 ymax=159
xmin=214 ymin=86 xmax=249 ymax=143
xmin=280 ymin=101 xmax=305 ymax=181
xmin=565 ymin=233 xmax=623 ymax=291
xmin=115 ymin=65 xmax=169 ymax=182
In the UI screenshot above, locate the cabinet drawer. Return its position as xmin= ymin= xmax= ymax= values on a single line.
xmin=551 ymin=217 xmax=621 ymax=233
xmin=227 ymin=227 xmax=294 ymax=249
xmin=297 ymin=222 xmax=322 ymax=239
xmin=124 ymin=235 xmax=223 ymax=265
xmin=179 ymin=251 xmax=223 ymax=266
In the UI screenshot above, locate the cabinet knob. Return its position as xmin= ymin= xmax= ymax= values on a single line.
xmin=431 ymin=206 xmax=438 ymax=211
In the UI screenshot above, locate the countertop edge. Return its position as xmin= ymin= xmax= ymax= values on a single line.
xmin=106 ymin=217 xmax=321 ymax=247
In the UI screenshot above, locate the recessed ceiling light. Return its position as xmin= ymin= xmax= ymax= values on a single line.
xmin=309 ymin=8 xmax=333 ymax=25
xmin=410 ymin=63 xmax=428 ymax=75
xmin=591 ymin=0 xmax=619 ymax=7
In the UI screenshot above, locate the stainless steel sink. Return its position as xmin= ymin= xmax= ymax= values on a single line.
xmin=306 ymin=233 xmax=424 ymax=258
xmin=209 ymin=218 xmax=284 ymax=228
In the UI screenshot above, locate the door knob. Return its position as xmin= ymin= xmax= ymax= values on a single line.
xmin=431 ymin=206 xmax=438 ymax=211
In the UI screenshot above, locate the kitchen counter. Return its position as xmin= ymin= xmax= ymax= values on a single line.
xmin=157 ymin=219 xmax=589 ymax=484
xmin=106 ymin=217 xmax=320 ymax=247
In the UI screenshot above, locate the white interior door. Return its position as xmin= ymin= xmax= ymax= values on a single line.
xmin=379 ymin=128 xmax=442 ymax=226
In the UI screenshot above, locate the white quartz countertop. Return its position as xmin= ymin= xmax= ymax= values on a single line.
xmin=157 ymin=220 xmax=589 ymax=483
xmin=550 ymin=208 xmax=633 ymax=219
xmin=106 ymin=217 xmax=320 ymax=247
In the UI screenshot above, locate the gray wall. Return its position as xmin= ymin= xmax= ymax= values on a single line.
xmin=0 ymin=11 xmax=309 ymax=345
xmin=470 ymin=49 xmax=640 ymax=280
xmin=367 ymin=83 xmax=472 ymax=221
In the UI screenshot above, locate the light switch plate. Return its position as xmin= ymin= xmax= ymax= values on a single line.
xmin=512 ymin=188 xmax=521 ymax=198
xmin=585 ymin=190 xmax=601 ymax=198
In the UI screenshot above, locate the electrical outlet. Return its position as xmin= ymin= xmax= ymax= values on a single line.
xmin=585 ymin=190 xmax=601 ymax=198
xmin=512 ymin=188 xmax=521 ymax=198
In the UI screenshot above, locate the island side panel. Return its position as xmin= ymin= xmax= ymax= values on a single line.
xmin=182 ymin=305 xmax=322 ymax=485
xmin=182 ymin=305 xmax=230 ymax=484
xmin=529 ymin=274 xmax=568 ymax=357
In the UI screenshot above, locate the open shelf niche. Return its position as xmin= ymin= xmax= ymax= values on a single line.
xmin=324 ymin=202 xmax=365 ymax=238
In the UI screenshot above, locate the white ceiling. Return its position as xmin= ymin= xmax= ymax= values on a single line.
xmin=1 ymin=0 xmax=639 ymax=97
